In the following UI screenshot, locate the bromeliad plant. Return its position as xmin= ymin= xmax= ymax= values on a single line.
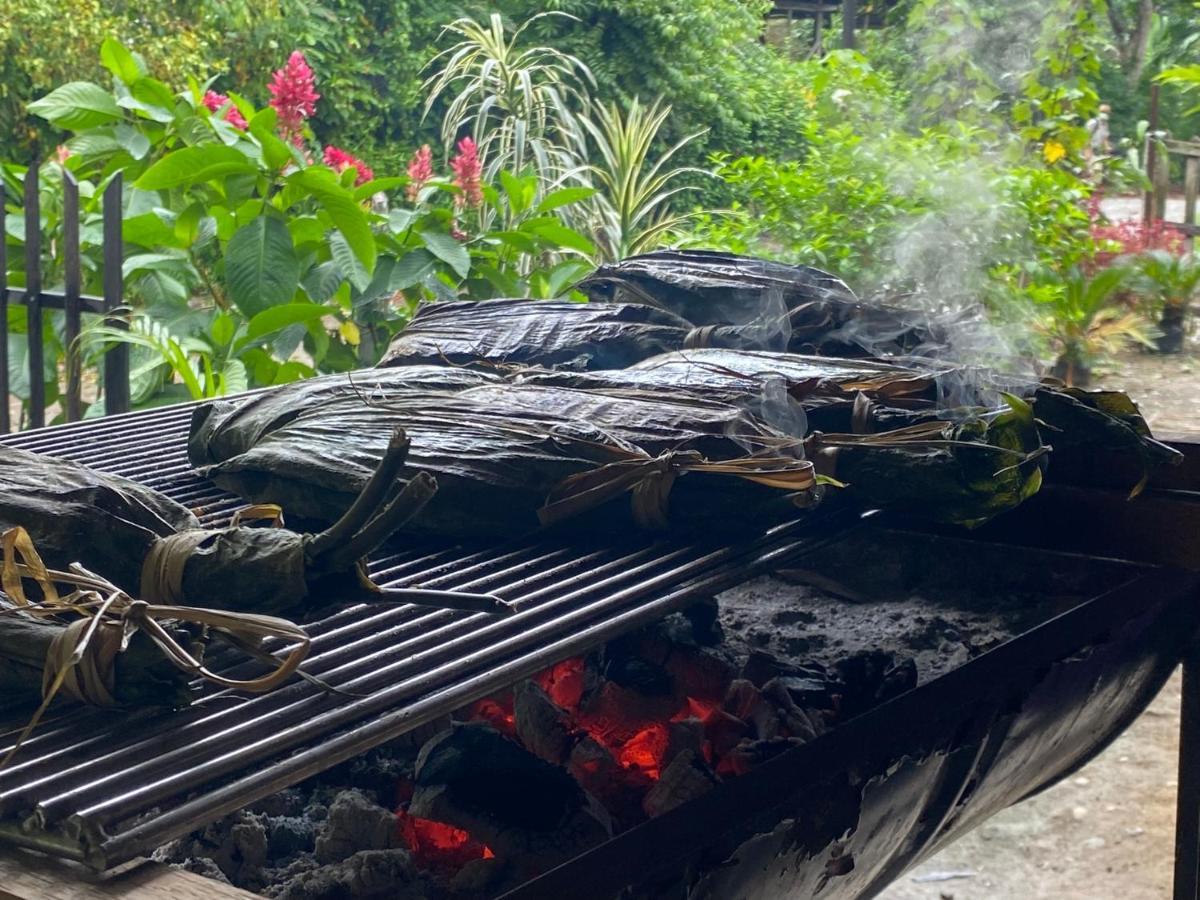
xmin=17 ymin=39 xmax=596 ymax=414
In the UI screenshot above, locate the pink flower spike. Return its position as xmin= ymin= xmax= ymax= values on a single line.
xmin=406 ymin=144 xmax=434 ymax=202
xmin=53 ymin=145 xmax=71 ymax=165
xmin=202 ymin=90 xmax=248 ymax=130
xmin=450 ymin=136 xmax=483 ymax=209
xmin=268 ymin=51 xmax=320 ymax=146
xmin=323 ymin=145 xmax=375 ymax=187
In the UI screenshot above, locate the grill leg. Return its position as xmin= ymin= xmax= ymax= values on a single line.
xmin=1176 ymin=650 xmax=1200 ymax=900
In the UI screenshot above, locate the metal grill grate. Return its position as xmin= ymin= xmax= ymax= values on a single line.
xmin=0 ymin=401 xmax=855 ymax=870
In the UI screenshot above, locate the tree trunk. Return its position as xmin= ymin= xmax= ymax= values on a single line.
xmin=842 ymin=0 xmax=858 ymax=50
xmin=1129 ymin=0 xmax=1155 ymax=84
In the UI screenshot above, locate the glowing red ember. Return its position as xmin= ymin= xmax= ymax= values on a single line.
xmin=396 ymin=808 xmax=494 ymax=869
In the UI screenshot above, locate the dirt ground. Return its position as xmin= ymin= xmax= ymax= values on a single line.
xmin=881 ymin=346 xmax=1200 ymax=900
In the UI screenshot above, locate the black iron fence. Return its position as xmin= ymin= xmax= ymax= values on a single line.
xmin=0 ymin=167 xmax=129 ymax=433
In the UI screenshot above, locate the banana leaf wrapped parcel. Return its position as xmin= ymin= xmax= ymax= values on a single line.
xmin=576 ymin=250 xmax=958 ymax=358
xmin=188 ymin=388 xmax=819 ymax=538
xmin=377 ymin=298 xmax=697 ymax=371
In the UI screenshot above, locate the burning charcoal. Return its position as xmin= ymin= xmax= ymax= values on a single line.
xmin=666 ymin=717 xmax=706 ymax=763
xmin=567 ymin=735 xmax=645 ymax=827
xmin=641 ymin=749 xmax=719 ymax=819
xmin=513 ymin=680 xmax=574 ymax=765
xmin=411 ymin=722 xmax=610 ymax=876
xmin=378 ymin=297 xmax=695 ymax=371
xmin=761 ymin=678 xmax=825 ymax=742
xmin=314 ymin=790 xmax=402 ymax=864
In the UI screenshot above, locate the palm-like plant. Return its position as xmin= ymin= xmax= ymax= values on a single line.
xmin=424 ymin=13 xmax=593 ymax=187
xmin=1130 ymin=250 xmax=1200 ymax=353
xmin=1038 ymin=266 xmax=1153 ymax=386
xmin=561 ymin=97 xmax=709 ymax=262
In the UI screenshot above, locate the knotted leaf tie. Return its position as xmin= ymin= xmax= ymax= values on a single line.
xmin=0 ymin=526 xmax=311 ymax=769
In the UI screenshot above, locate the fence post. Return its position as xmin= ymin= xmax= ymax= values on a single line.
xmin=24 ymin=164 xmax=44 ymax=429
xmin=63 ymin=170 xmax=82 ymax=422
xmin=102 ymin=173 xmax=129 ymax=416
xmin=1185 ymin=157 xmax=1199 ymax=229
xmin=1144 ymin=84 xmax=1161 ymax=224
xmin=0 ymin=182 xmax=8 ymax=436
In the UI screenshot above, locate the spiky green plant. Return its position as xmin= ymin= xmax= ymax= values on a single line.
xmin=1130 ymin=250 xmax=1200 ymax=352
xmin=424 ymin=12 xmax=592 ymax=187
xmin=1037 ymin=265 xmax=1152 ymax=386
xmin=562 ymin=97 xmax=709 ymax=262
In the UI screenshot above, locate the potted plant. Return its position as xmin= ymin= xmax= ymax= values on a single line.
xmin=1130 ymin=250 xmax=1200 ymax=353
xmin=1038 ymin=266 xmax=1154 ymax=386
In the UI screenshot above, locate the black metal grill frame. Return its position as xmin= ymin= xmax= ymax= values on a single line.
xmin=0 ymin=401 xmax=857 ymax=870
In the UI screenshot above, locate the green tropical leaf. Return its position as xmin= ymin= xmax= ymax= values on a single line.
xmin=536 ymin=186 xmax=595 ymax=213
xmin=27 ymin=82 xmax=122 ymax=130
xmin=420 ymin=230 xmax=471 ymax=279
xmin=248 ymin=108 xmax=293 ymax=172
xmin=390 ymin=249 xmax=438 ymax=290
xmin=238 ymin=303 xmax=331 ymax=347
xmin=524 ymin=220 xmax=596 ymax=256
xmin=100 ymin=38 xmax=146 ymax=84
xmin=291 ymin=168 xmax=377 ymax=272
xmin=329 ymin=230 xmax=371 ymax=292
xmin=136 ymin=145 xmax=260 ymax=190
xmin=224 ymin=216 xmax=300 ymax=317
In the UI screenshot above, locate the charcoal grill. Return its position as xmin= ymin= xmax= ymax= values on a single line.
xmin=0 ymin=401 xmax=1198 ymax=900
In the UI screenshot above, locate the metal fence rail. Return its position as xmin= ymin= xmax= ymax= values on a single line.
xmin=0 ymin=166 xmax=129 ymax=432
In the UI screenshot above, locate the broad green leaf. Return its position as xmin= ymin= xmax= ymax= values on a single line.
xmin=420 ymin=230 xmax=470 ymax=279
xmin=117 ymin=95 xmax=174 ymax=124
xmin=291 ymin=168 xmax=376 ymax=272
xmin=525 ymin=220 xmax=596 ymax=256
xmin=122 ymin=252 xmax=189 ymax=278
xmin=329 ymin=230 xmax=371 ymax=293
xmin=136 ymin=145 xmax=259 ymax=190
xmin=131 ymin=78 xmax=177 ymax=112
xmin=101 ymin=38 xmax=145 ymax=84
xmin=28 ymin=82 xmax=122 ymax=130
xmin=303 ymin=262 xmax=343 ymax=303
xmin=65 ymin=131 xmax=125 ymax=159
xmin=123 ymin=212 xmax=179 ymax=248
xmin=388 ymin=209 xmax=419 ymax=234
xmin=239 ymin=303 xmax=331 ymax=347
xmin=114 ymin=123 xmax=152 ymax=159
xmin=389 ymin=249 xmax=437 ymax=290
xmin=500 ymin=171 xmax=535 ymax=216
xmin=248 ymin=108 xmax=293 ymax=171
xmin=224 ymin=216 xmax=300 ymax=317
xmin=210 ymin=311 xmax=236 ymax=347
xmin=354 ymin=177 xmax=408 ymax=200
xmin=221 ymin=359 xmax=249 ymax=395
xmin=536 ymin=186 xmax=596 ymax=213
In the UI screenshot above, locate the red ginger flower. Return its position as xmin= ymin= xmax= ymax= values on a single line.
xmin=268 ymin=51 xmax=319 ymax=147
xmin=202 ymin=91 xmax=248 ymax=130
xmin=406 ymin=144 xmax=434 ymax=202
xmin=323 ymin=145 xmax=374 ymax=187
xmin=450 ymin=136 xmax=483 ymax=209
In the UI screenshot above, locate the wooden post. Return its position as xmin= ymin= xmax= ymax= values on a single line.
xmin=842 ymin=0 xmax=858 ymax=49
xmin=102 ymin=173 xmax=130 ymax=417
xmin=1185 ymin=157 xmax=1199 ymax=230
xmin=23 ymin=165 xmax=44 ymax=429
xmin=1155 ymin=145 xmax=1170 ymax=221
xmin=63 ymin=170 xmax=82 ymax=422
xmin=1144 ymin=83 xmax=1161 ymax=224
xmin=0 ymin=182 xmax=9 ymax=436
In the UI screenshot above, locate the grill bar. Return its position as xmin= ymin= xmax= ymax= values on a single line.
xmin=0 ymin=398 xmax=853 ymax=870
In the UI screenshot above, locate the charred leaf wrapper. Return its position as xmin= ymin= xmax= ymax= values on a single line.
xmin=0 ymin=432 xmax=508 ymax=715
xmin=189 ymin=385 xmax=821 ymax=538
